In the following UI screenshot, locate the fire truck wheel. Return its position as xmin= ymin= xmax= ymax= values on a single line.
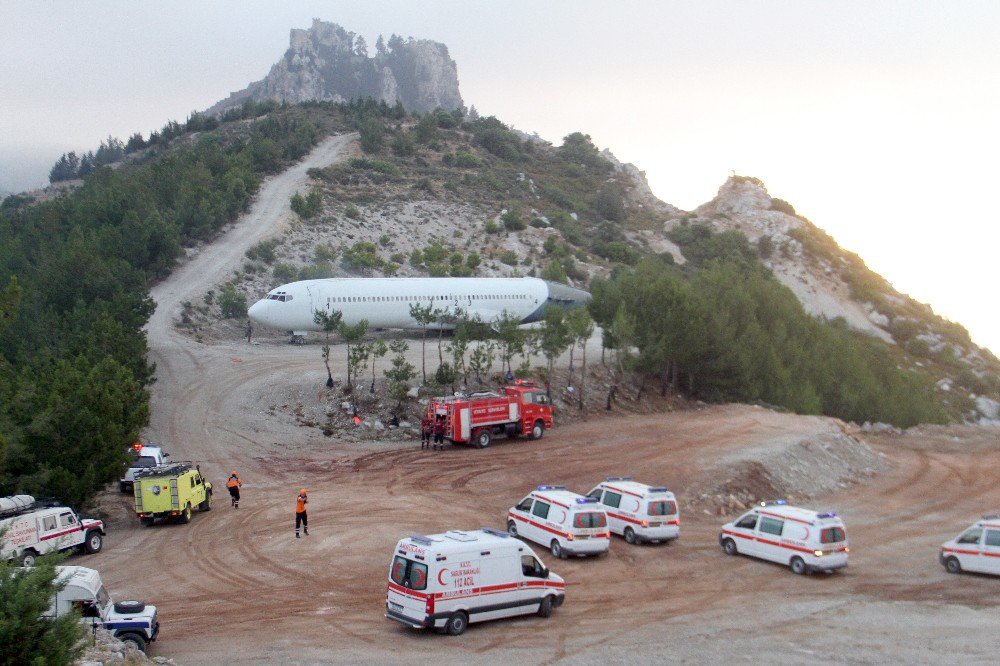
xmin=550 ymin=540 xmax=564 ymax=559
xmin=118 ymin=632 xmax=147 ymax=653
xmin=178 ymin=504 xmax=192 ymax=524
xmin=530 ymin=420 xmax=545 ymax=440
xmin=84 ymin=531 xmax=103 ymax=554
xmin=790 ymin=556 xmax=807 ymax=575
xmin=538 ymin=595 xmax=554 ymax=618
xmin=140 ymin=517 xmax=155 ymax=527
xmin=20 ymin=549 xmax=37 ymax=567
xmin=624 ymin=527 xmax=637 ymax=545
xmin=475 ymin=430 xmax=492 ymax=448
xmin=507 ymin=520 xmax=518 ymax=537
xmin=119 ymin=482 xmax=128 ymax=493
xmin=445 ymin=611 xmax=468 ymax=636
xmin=944 ymin=556 xmax=962 ymax=574
xmin=722 ymin=538 xmax=738 ymax=556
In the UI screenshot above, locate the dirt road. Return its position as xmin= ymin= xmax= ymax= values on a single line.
xmin=85 ymin=134 xmax=999 ymax=664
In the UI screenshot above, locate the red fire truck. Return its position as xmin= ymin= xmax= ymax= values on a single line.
xmin=428 ymin=381 xmax=555 ymax=448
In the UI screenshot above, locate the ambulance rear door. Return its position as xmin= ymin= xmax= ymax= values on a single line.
xmin=387 ymin=553 xmax=431 ymax=624
xmin=983 ymin=528 xmax=1000 ymax=575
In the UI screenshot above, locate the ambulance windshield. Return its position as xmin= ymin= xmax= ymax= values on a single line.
xmin=648 ymin=500 xmax=677 ymax=516
xmin=573 ymin=512 xmax=608 ymax=529
xmin=390 ymin=555 xmax=428 ymax=591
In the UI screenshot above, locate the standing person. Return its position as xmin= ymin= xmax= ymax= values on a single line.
xmin=226 ymin=471 xmax=242 ymax=509
xmin=295 ymin=488 xmax=308 ymax=538
xmin=245 ymin=320 xmax=252 ymax=343
xmin=433 ymin=414 xmax=445 ymax=451
xmin=421 ymin=415 xmax=432 ymax=450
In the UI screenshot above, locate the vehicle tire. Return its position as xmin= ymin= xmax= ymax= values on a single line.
xmin=790 ymin=556 xmax=807 ymax=575
xmin=538 ymin=595 xmax=554 ymax=618
xmin=178 ymin=504 xmax=192 ymax=524
xmin=20 ymin=549 xmax=37 ymax=567
xmin=624 ymin=527 xmax=637 ymax=545
xmin=117 ymin=632 xmax=147 ymax=653
xmin=119 ymin=482 xmax=128 ymax=493
xmin=199 ymin=494 xmax=211 ymax=511
xmin=550 ymin=540 xmax=564 ymax=559
xmin=445 ymin=611 xmax=468 ymax=636
xmin=84 ymin=531 xmax=103 ymax=554
xmin=945 ymin=556 xmax=962 ymax=574
xmin=475 ymin=429 xmax=491 ymax=448
xmin=530 ymin=420 xmax=544 ymax=440
xmin=722 ymin=538 xmax=738 ymax=556
xmin=140 ymin=517 xmax=155 ymax=527
xmin=507 ymin=520 xmax=518 ymax=537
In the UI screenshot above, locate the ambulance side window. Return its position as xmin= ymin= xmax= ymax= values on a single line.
xmin=532 ymin=501 xmax=551 ymax=519
xmin=522 ymin=555 xmax=546 ymax=578
xmin=43 ymin=516 xmax=57 ymax=531
xmin=601 ymin=491 xmax=622 ymax=509
xmin=759 ymin=516 xmax=784 ymax=536
xmin=516 ymin=498 xmax=533 ymax=512
xmin=59 ymin=513 xmax=77 ymax=527
xmin=985 ymin=530 xmax=1000 ymax=547
xmin=735 ymin=514 xmax=758 ymax=530
xmin=958 ymin=528 xmax=984 ymax=545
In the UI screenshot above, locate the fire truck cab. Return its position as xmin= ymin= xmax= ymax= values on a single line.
xmin=429 ymin=381 xmax=554 ymax=448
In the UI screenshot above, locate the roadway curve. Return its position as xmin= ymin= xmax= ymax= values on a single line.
xmin=84 ymin=133 xmax=1000 ymax=664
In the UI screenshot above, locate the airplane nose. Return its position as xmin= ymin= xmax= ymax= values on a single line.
xmin=247 ymin=299 xmax=268 ymax=326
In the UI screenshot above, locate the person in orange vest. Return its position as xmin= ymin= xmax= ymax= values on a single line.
xmin=226 ymin=471 xmax=242 ymax=509
xmin=295 ymin=488 xmax=308 ymax=538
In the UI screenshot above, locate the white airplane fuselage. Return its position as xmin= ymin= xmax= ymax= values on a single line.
xmin=247 ymin=277 xmax=590 ymax=335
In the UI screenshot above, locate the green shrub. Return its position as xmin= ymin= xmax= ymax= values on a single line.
xmin=454 ymin=149 xmax=482 ymax=168
xmin=409 ymin=249 xmax=424 ymax=266
xmin=466 ymin=251 xmax=481 ymax=271
xmin=390 ymin=252 xmax=406 ymax=264
xmin=379 ymin=234 xmax=392 ymax=247
xmin=500 ymin=250 xmax=519 ymax=266
xmin=358 ymin=116 xmax=386 ymax=153
xmin=502 ymin=209 xmax=526 ymax=231
xmin=484 ymin=220 xmax=501 ymax=234
xmin=342 ymin=241 xmax=384 ymax=270
xmin=246 ymin=239 xmax=278 ymax=263
xmin=344 ymin=204 xmax=361 ymax=220
xmin=315 ymin=244 xmax=339 ymax=263
xmin=219 ymin=283 xmax=247 ymax=319
xmin=391 ymin=131 xmax=417 ymax=157
xmin=273 ymin=262 xmax=297 ymax=282
xmin=298 ymin=260 xmax=335 ymax=281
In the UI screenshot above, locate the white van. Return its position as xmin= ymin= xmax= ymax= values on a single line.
xmin=585 ymin=477 xmax=680 ymax=544
xmin=49 ymin=566 xmax=159 ymax=652
xmin=940 ymin=514 xmax=1000 ymax=576
xmin=0 ymin=495 xmax=105 ymax=566
xmin=719 ymin=500 xmax=849 ymax=574
xmin=507 ymin=485 xmax=610 ymax=558
xmin=385 ymin=528 xmax=565 ymax=636
xmin=119 ymin=444 xmax=167 ymax=493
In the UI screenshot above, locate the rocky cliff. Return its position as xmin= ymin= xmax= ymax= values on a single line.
xmin=207 ymin=20 xmax=463 ymax=116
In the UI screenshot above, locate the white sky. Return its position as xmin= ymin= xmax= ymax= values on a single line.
xmin=1 ymin=1 xmax=998 ymax=354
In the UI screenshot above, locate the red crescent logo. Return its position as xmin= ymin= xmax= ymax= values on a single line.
xmin=632 ymin=499 xmax=641 ymax=512
xmin=801 ymin=526 xmax=810 ymax=540
xmin=559 ymin=510 xmax=567 ymax=523
xmin=438 ymin=569 xmax=448 ymax=586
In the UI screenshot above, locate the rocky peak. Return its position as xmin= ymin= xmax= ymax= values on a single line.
xmin=600 ymin=149 xmax=681 ymax=216
xmin=697 ymin=175 xmax=774 ymax=219
xmin=207 ymin=19 xmax=463 ymax=116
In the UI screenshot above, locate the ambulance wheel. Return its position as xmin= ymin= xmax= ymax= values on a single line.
xmin=140 ymin=517 xmax=155 ymax=527
xmin=20 ymin=549 xmax=37 ymax=567
xmin=178 ymin=504 xmax=192 ymax=524
xmin=550 ymin=540 xmax=564 ymax=559
xmin=507 ymin=520 xmax=518 ymax=537
xmin=530 ymin=420 xmax=545 ymax=440
xmin=944 ymin=556 xmax=962 ymax=574
xmin=118 ymin=632 xmax=147 ymax=653
xmin=84 ymin=531 xmax=103 ymax=554
xmin=722 ymin=538 xmax=738 ymax=556
xmin=790 ymin=556 xmax=807 ymax=575
xmin=624 ymin=527 xmax=637 ymax=545
xmin=445 ymin=611 xmax=468 ymax=636
xmin=538 ymin=595 xmax=554 ymax=618
xmin=475 ymin=430 xmax=492 ymax=448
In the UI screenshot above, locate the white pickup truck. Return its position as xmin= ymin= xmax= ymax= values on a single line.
xmin=50 ymin=566 xmax=160 ymax=653
xmin=119 ymin=444 xmax=167 ymax=493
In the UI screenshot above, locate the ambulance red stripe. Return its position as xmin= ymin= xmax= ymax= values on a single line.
xmin=531 ymin=495 xmax=569 ymax=509
xmin=509 ymin=512 xmax=574 ymax=539
xmin=942 ymin=547 xmax=1000 ymax=558
xmin=722 ymin=529 xmax=840 ymax=555
xmin=604 ymin=485 xmax=643 ymax=499
xmin=758 ymin=510 xmax=812 ymax=525
xmin=39 ymin=525 xmax=86 ymax=541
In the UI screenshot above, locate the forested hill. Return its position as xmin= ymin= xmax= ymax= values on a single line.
xmin=0 ymin=99 xmax=398 ymax=506
xmin=2 ymin=100 xmax=998 ymax=508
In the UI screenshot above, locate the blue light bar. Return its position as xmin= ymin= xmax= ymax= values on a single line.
xmin=759 ymin=499 xmax=787 ymax=507
xmin=575 ymin=497 xmax=598 ymax=504
xmin=605 ymin=476 xmax=633 ymax=482
xmin=536 ymin=485 xmax=566 ymax=491
xmin=815 ymin=511 xmax=837 ymax=519
xmin=648 ymin=486 xmax=669 ymax=493
xmin=409 ymin=535 xmax=434 ymax=546
xmin=481 ymin=527 xmax=509 ymax=538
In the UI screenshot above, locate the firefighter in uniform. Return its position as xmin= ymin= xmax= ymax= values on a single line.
xmin=226 ymin=471 xmax=242 ymax=508
xmin=433 ymin=415 xmax=445 ymax=451
xmin=295 ymin=488 xmax=308 ymax=538
xmin=421 ymin=416 xmax=432 ymax=450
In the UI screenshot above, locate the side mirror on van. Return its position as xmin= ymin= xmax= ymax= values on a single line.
xmin=163 ymin=453 xmax=170 ymax=458
xmin=541 ymin=567 xmax=549 ymax=579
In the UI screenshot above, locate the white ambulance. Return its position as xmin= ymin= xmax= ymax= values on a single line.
xmin=939 ymin=514 xmax=1000 ymax=576
xmin=719 ymin=500 xmax=849 ymax=574
xmin=0 ymin=495 xmax=105 ymax=566
xmin=507 ymin=485 xmax=610 ymax=558
xmin=385 ymin=528 xmax=565 ymax=636
xmin=585 ymin=477 xmax=680 ymax=544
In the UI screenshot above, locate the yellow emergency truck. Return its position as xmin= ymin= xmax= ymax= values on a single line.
xmin=132 ymin=462 xmax=212 ymax=526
